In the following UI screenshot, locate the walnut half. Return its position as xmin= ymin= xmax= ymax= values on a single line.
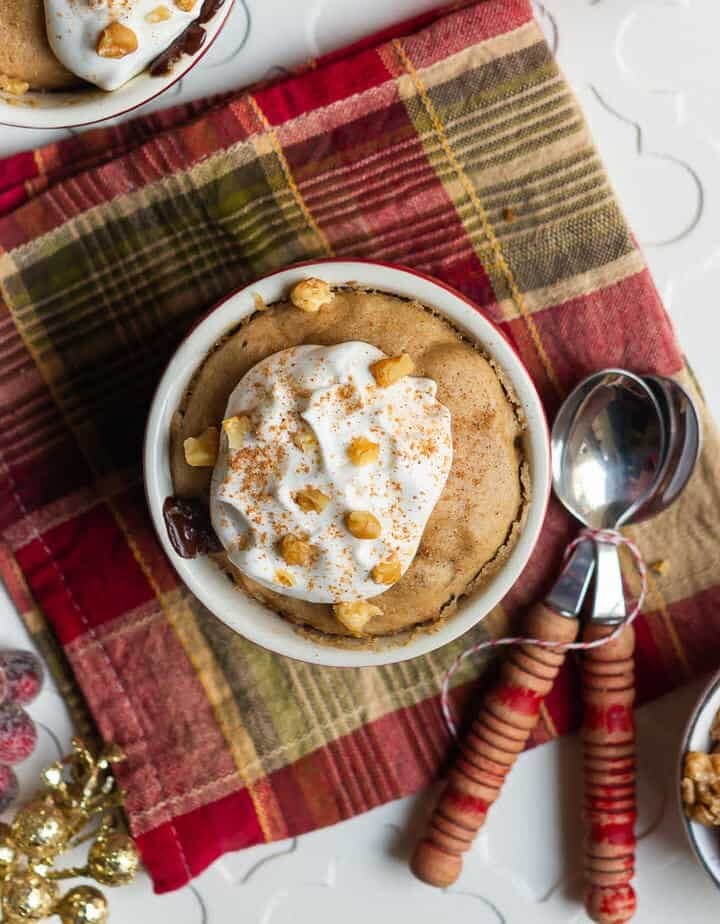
xmin=682 ymin=750 xmax=720 ymax=827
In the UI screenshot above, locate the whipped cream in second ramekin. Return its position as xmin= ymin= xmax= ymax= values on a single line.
xmin=210 ymin=343 xmax=453 ymax=604
xmin=44 ymin=0 xmax=205 ymax=91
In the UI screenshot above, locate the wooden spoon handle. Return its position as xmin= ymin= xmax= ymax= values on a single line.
xmin=582 ymin=621 xmax=637 ymax=924
xmin=410 ymin=603 xmax=579 ymax=888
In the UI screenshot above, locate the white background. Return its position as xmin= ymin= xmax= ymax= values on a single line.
xmin=2 ymin=0 xmax=720 ymax=920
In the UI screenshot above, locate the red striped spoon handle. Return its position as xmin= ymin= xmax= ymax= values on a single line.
xmin=582 ymin=621 xmax=637 ymax=924
xmin=410 ymin=603 xmax=579 ymax=888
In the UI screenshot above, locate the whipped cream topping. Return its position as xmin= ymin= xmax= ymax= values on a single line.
xmin=210 ymin=343 xmax=453 ymax=604
xmin=44 ymin=0 xmax=203 ymax=91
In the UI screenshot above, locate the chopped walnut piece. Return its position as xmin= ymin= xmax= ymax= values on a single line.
xmin=183 ymin=427 xmax=219 ymax=467
xmin=685 ymin=752 xmax=716 ymax=783
xmin=370 ymin=353 xmax=415 ymax=387
xmin=371 ymin=560 xmax=401 ymax=585
xmin=347 ymin=436 xmax=379 ymax=467
xmin=279 ymin=534 xmax=312 ymax=567
xmin=345 ymin=510 xmax=381 ymax=540
xmin=333 ymin=600 xmax=382 ymax=636
xmin=175 ymin=0 xmax=198 ymax=9
xmin=682 ymin=750 xmax=720 ymax=826
xmin=682 ymin=777 xmax=695 ymax=807
xmin=293 ymin=487 xmax=330 ymax=513
xmin=146 ymin=5 xmax=172 ymax=22
xmin=97 ymin=22 xmax=139 ymax=58
xmin=290 ymin=278 xmax=334 ymax=313
xmin=253 ymin=291 xmax=267 ymax=311
xmin=690 ymin=803 xmax=718 ymax=826
xmin=275 ymin=569 xmax=295 ymax=588
xmin=222 ymin=414 xmax=251 ymax=450
xmin=0 ymin=74 xmax=29 ymax=96
xmin=650 ymin=559 xmax=670 ymax=576
xmin=292 ymin=425 xmax=318 ymax=452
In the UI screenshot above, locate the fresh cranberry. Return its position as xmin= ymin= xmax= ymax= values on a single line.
xmin=0 ymin=651 xmax=43 ymax=706
xmin=0 ymin=704 xmax=37 ymax=764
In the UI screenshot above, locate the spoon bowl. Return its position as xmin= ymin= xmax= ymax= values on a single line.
xmin=551 ymin=369 xmax=668 ymax=530
xmin=635 ymin=375 xmax=701 ymax=521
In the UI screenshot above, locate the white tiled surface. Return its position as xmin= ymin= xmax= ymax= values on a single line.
xmin=2 ymin=1 xmax=720 ymax=920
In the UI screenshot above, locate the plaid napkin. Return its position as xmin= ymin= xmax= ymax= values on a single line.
xmin=2 ymin=0 xmax=720 ymax=893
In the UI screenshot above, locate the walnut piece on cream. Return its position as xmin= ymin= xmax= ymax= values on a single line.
xmin=370 ymin=353 xmax=415 ymax=387
xmin=347 ymin=436 xmax=379 ymax=467
xmin=293 ymin=487 xmax=330 ymax=513
xmin=371 ymin=560 xmax=401 ymax=585
xmin=222 ymin=414 xmax=251 ymax=450
xmin=146 ymin=5 xmax=172 ymax=22
xmin=97 ymin=22 xmax=139 ymax=59
xmin=279 ymin=534 xmax=313 ymax=567
xmin=292 ymin=424 xmax=319 ymax=452
xmin=345 ymin=510 xmax=381 ymax=540
xmin=275 ymin=569 xmax=295 ymax=588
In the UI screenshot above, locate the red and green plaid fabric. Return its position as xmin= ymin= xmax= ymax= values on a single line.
xmin=2 ymin=0 xmax=720 ymax=893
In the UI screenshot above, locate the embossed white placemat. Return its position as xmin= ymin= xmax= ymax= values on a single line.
xmin=2 ymin=1 xmax=720 ymax=920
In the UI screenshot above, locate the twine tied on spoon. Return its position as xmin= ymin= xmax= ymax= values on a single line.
xmin=441 ymin=528 xmax=647 ymax=738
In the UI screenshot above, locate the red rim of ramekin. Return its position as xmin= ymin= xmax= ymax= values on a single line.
xmin=0 ymin=0 xmax=235 ymax=131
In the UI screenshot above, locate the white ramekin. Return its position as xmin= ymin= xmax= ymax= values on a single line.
xmin=0 ymin=1 xmax=233 ymax=131
xmin=144 ymin=260 xmax=551 ymax=667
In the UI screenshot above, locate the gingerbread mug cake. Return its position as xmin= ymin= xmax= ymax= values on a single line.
xmin=145 ymin=262 xmax=551 ymax=667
